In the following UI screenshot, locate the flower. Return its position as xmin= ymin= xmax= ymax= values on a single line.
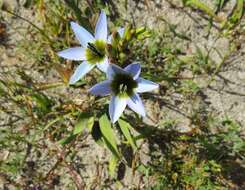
xmin=58 ymin=10 xmax=124 ymax=84
xmin=89 ymin=63 xmax=159 ymax=123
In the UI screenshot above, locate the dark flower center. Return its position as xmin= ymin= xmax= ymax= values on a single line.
xmin=111 ymin=73 xmax=138 ymax=98
xmin=85 ymin=40 xmax=106 ymax=64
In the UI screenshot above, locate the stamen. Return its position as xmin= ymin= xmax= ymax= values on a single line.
xmin=119 ymin=84 xmax=128 ymax=93
xmin=111 ymin=73 xmax=138 ymax=97
xmin=87 ymin=42 xmax=103 ymax=57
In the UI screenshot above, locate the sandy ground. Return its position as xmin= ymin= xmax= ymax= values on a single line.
xmin=116 ymin=0 xmax=245 ymax=127
xmin=0 ymin=0 xmax=244 ymax=189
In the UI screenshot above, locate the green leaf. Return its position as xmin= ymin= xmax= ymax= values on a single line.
xmin=59 ymin=113 xmax=94 ymax=146
xmin=214 ymin=0 xmax=225 ymax=12
xmin=108 ymin=155 xmax=118 ymax=177
xmin=70 ymin=79 xmax=86 ymax=88
xmin=135 ymin=27 xmax=151 ymax=40
xmin=124 ymin=26 xmax=133 ymax=41
xmin=182 ymin=0 xmax=217 ymax=19
xmin=58 ymin=134 xmax=76 ymax=145
xmin=0 ymin=81 xmax=5 ymax=95
xmin=228 ymin=0 xmax=244 ymax=25
xmin=73 ymin=113 xmax=94 ymax=135
xmin=118 ymin=119 xmax=137 ymax=151
xmin=31 ymin=93 xmax=53 ymax=114
xmin=221 ymin=0 xmax=244 ymax=30
xmin=99 ymin=114 xmax=120 ymax=158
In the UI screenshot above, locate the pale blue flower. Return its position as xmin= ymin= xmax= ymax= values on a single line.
xmin=58 ymin=10 xmax=124 ymax=84
xmin=89 ymin=63 xmax=159 ymax=123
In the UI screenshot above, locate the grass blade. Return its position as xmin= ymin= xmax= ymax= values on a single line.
xmin=118 ymin=119 xmax=137 ymax=151
xmin=99 ymin=114 xmax=120 ymax=158
xmin=73 ymin=113 xmax=94 ymax=135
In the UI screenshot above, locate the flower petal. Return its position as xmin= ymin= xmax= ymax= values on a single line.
xmin=124 ymin=62 xmax=141 ymax=79
xmin=71 ymin=22 xmax=94 ymax=47
xmin=58 ymin=47 xmax=85 ymax=61
xmin=95 ymin=10 xmax=107 ymax=41
xmin=117 ymin=27 xmax=125 ymax=38
xmin=96 ymin=57 xmax=109 ymax=73
xmin=127 ymin=93 xmax=146 ymax=117
xmin=89 ymin=80 xmax=111 ymax=96
xmin=107 ymin=35 xmax=112 ymax=44
xmin=69 ymin=61 xmax=94 ymax=84
xmin=107 ymin=27 xmax=125 ymax=44
xmin=107 ymin=64 xmax=126 ymax=80
xmin=109 ymin=96 xmax=127 ymax=123
xmin=136 ymin=78 xmax=159 ymax=93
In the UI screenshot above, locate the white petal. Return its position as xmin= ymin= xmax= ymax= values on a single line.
xmin=127 ymin=93 xmax=146 ymax=117
xmin=89 ymin=80 xmax=111 ymax=96
xmin=117 ymin=27 xmax=125 ymax=38
xmin=95 ymin=10 xmax=107 ymax=41
xmin=107 ymin=27 xmax=125 ymax=44
xmin=107 ymin=35 xmax=112 ymax=44
xmin=109 ymin=96 xmax=127 ymax=123
xmin=136 ymin=78 xmax=159 ymax=93
xmin=58 ymin=47 xmax=85 ymax=61
xmin=107 ymin=64 xmax=126 ymax=80
xmin=71 ymin=22 xmax=94 ymax=47
xmin=124 ymin=62 xmax=141 ymax=79
xmin=96 ymin=57 xmax=109 ymax=73
xmin=69 ymin=61 xmax=94 ymax=84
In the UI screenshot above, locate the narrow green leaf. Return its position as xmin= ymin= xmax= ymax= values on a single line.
xmin=0 ymin=81 xmax=5 ymax=95
xmin=99 ymin=114 xmax=120 ymax=158
xmin=183 ymin=0 xmax=216 ymax=17
xmin=215 ymin=0 xmax=225 ymax=12
xmin=109 ymin=155 xmax=118 ymax=177
xmin=31 ymin=93 xmax=53 ymax=114
xmin=118 ymin=119 xmax=137 ymax=151
xmin=59 ymin=134 xmax=76 ymax=145
xmin=73 ymin=113 xmax=94 ymax=135
xmin=59 ymin=113 xmax=94 ymax=145
xmin=182 ymin=0 xmax=223 ymax=22
xmin=136 ymin=27 xmax=151 ymax=40
xmin=221 ymin=0 xmax=244 ymax=30
xmin=229 ymin=0 xmax=244 ymax=24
